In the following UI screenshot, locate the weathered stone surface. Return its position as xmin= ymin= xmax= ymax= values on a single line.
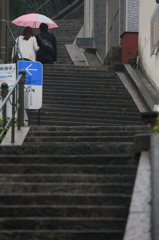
xmin=103 ymin=46 xmax=121 ymax=66
xmin=123 ymin=151 xmax=151 ymax=240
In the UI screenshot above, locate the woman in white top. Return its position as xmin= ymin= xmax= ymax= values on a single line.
xmin=12 ymin=26 xmax=39 ymax=62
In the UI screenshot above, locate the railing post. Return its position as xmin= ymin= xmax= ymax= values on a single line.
xmin=1 ymin=82 xmax=8 ymax=128
xmin=18 ymin=69 xmax=26 ymax=129
xmin=11 ymin=88 xmax=15 ymax=143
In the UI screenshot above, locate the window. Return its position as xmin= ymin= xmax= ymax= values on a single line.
xmin=150 ymin=6 xmax=159 ymax=56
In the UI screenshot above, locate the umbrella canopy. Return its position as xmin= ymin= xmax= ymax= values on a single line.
xmin=11 ymin=13 xmax=58 ymax=29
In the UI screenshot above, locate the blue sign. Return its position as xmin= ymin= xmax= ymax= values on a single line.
xmin=17 ymin=61 xmax=43 ymax=109
xmin=17 ymin=61 xmax=43 ymax=86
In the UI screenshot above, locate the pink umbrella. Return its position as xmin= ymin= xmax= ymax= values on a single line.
xmin=11 ymin=13 xmax=58 ymax=29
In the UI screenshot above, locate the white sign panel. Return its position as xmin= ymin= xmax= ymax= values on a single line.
xmin=18 ymin=61 xmax=43 ymax=109
xmin=0 ymin=63 xmax=16 ymax=87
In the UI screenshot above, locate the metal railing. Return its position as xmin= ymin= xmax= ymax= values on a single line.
xmin=7 ymin=24 xmax=23 ymax=62
xmin=0 ymin=69 xmax=26 ymax=143
xmin=52 ymin=0 xmax=83 ymax=20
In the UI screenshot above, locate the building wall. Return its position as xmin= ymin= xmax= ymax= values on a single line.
xmin=88 ymin=0 xmax=139 ymax=64
xmin=107 ymin=0 xmax=120 ymax=49
xmin=120 ymin=0 xmax=139 ymax=36
xmin=120 ymin=0 xmax=139 ymax=64
xmin=128 ymin=0 xmax=139 ymax=32
xmin=120 ymin=0 xmax=126 ymax=36
xmin=139 ymin=0 xmax=159 ymax=88
xmin=93 ymin=0 xmax=106 ymax=61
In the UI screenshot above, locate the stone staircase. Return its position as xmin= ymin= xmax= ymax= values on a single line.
xmin=0 ymin=143 xmax=140 ymax=240
xmin=27 ymin=65 xmax=145 ymax=127
xmin=1 ymin=9 xmax=151 ymax=240
xmin=0 ymin=64 xmax=150 ymax=239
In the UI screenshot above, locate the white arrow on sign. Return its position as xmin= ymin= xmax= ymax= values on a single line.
xmin=25 ymin=63 xmax=38 ymax=76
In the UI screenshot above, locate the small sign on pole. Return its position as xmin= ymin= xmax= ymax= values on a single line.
xmin=0 ymin=63 xmax=16 ymax=87
xmin=18 ymin=61 xmax=43 ymax=109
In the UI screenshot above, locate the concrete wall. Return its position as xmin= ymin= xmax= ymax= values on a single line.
xmin=128 ymin=0 xmax=139 ymax=32
xmin=120 ymin=0 xmax=139 ymax=36
xmin=138 ymin=1 xmax=159 ymax=89
xmin=107 ymin=0 xmax=120 ymax=49
xmin=120 ymin=0 xmax=126 ymax=36
xmin=93 ymin=0 xmax=106 ymax=61
xmin=93 ymin=0 xmax=120 ymax=62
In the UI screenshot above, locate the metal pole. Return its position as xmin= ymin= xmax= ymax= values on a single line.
xmin=17 ymin=83 xmax=21 ymax=130
xmin=11 ymin=88 xmax=15 ymax=143
xmin=38 ymin=109 xmax=40 ymax=126
xmin=0 ymin=0 xmax=9 ymax=63
xmin=18 ymin=70 xmax=26 ymax=127
xmin=1 ymin=82 xmax=8 ymax=128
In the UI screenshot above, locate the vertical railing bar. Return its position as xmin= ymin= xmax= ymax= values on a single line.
xmin=20 ymin=70 xmax=25 ymax=127
xmin=38 ymin=109 xmax=40 ymax=126
xmin=18 ymin=79 xmax=22 ymax=130
xmin=11 ymin=90 xmax=15 ymax=143
xmin=3 ymin=104 xmax=6 ymax=129
xmin=28 ymin=110 xmax=31 ymax=125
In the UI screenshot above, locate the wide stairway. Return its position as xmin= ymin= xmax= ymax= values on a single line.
xmin=1 ymin=8 xmax=150 ymax=240
xmin=0 ymin=64 xmax=150 ymax=240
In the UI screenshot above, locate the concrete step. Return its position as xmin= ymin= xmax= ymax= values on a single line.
xmin=0 ymin=143 xmax=134 ymax=155
xmin=0 ymin=193 xmax=132 ymax=206
xmin=0 ymin=231 xmax=124 ymax=240
xmin=28 ymin=125 xmax=149 ymax=132
xmin=37 ymin=101 xmax=141 ymax=108
xmin=0 ymin=205 xmax=128 ymax=218
xmin=0 ymin=182 xmax=134 ymax=194
xmin=0 ymin=154 xmax=138 ymax=165
xmin=25 ymin=130 xmax=144 ymax=137
xmin=29 ymin=119 xmax=143 ymax=126
xmin=39 ymin=105 xmax=141 ymax=113
xmin=0 ymin=217 xmax=126 ymax=231
xmin=41 ymin=98 xmax=139 ymax=105
xmin=43 ymin=82 xmax=127 ymax=89
xmin=33 ymin=110 xmax=141 ymax=119
xmin=0 ymin=164 xmax=137 ymax=175
xmin=43 ymin=71 xmax=116 ymax=77
xmin=42 ymin=93 xmax=133 ymax=101
xmin=36 ymin=107 xmax=140 ymax=116
xmin=0 ymin=174 xmax=136 ymax=184
xmin=42 ymin=86 xmax=129 ymax=92
xmin=23 ymin=136 xmax=134 ymax=143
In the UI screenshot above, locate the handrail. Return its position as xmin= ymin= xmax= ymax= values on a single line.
xmin=33 ymin=0 xmax=51 ymax=13
xmin=52 ymin=0 xmax=83 ymax=20
xmin=0 ymin=69 xmax=26 ymax=143
xmin=6 ymin=24 xmax=23 ymax=61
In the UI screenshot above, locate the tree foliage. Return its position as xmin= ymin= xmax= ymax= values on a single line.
xmin=9 ymin=0 xmax=74 ymax=20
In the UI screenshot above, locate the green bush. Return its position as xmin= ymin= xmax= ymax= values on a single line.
xmin=153 ymin=114 xmax=159 ymax=135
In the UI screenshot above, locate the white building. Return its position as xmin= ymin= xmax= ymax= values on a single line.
xmin=138 ymin=0 xmax=159 ymax=90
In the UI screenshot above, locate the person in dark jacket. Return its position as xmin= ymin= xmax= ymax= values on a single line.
xmin=36 ymin=23 xmax=57 ymax=64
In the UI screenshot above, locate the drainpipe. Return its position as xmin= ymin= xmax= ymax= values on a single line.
xmin=84 ymin=0 xmax=90 ymax=38
xmin=84 ymin=0 xmax=94 ymax=38
xmin=0 ymin=0 xmax=9 ymax=63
